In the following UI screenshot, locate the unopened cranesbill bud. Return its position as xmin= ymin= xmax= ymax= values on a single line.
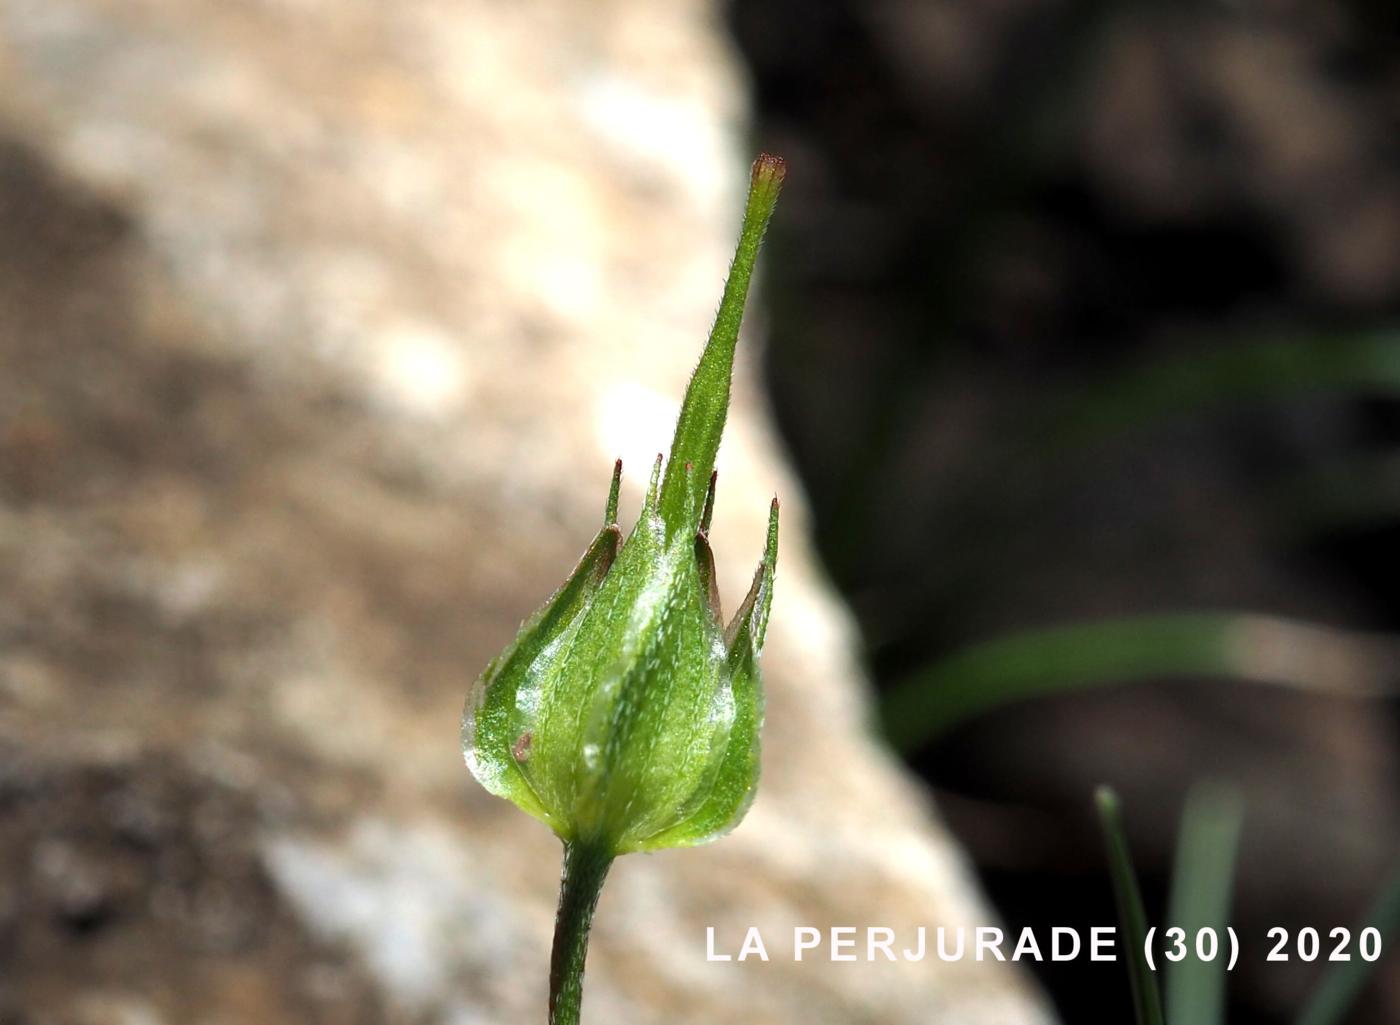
xmin=462 ymin=153 xmax=785 ymax=1025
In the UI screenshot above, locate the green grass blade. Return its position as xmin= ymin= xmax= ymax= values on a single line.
xmin=880 ymin=612 xmax=1397 ymax=752
xmin=882 ymin=614 xmax=1225 ymax=749
xmin=1044 ymin=332 xmax=1400 ymax=450
xmin=1295 ymin=865 xmax=1400 ymax=1025
xmin=1165 ymin=784 xmax=1244 ymax=1025
xmin=1096 ymin=786 xmax=1166 ymax=1025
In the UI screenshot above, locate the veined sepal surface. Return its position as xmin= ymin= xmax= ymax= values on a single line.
xmin=463 ymin=457 xmax=778 ymax=854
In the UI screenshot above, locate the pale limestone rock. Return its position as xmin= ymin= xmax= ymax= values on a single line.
xmin=0 ymin=1 xmax=1051 ymax=1022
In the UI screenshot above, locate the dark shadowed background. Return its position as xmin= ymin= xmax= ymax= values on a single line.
xmin=729 ymin=1 xmax=1399 ymax=1022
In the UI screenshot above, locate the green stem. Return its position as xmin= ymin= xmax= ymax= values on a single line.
xmin=548 ymin=840 xmax=615 ymax=1025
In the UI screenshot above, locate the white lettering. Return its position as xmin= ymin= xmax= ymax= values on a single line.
xmin=937 ymin=927 xmax=964 ymax=961
xmin=738 ymin=927 xmax=768 ymax=962
xmin=904 ymin=927 xmax=926 ymax=962
xmin=706 ymin=926 xmax=731 ymax=961
xmin=1091 ymin=927 xmax=1116 ymax=961
xmin=1052 ymin=927 xmax=1080 ymax=961
xmin=867 ymin=927 xmax=897 ymax=962
xmin=831 ymin=927 xmax=857 ymax=962
xmin=977 ymin=927 xmax=1006 ymax=961
xmin=1012 ymin=928 xmax=1043 ymax=962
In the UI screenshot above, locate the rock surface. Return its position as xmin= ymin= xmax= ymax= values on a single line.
xmin=0 ymin=2 xmax=1051 ymax=1023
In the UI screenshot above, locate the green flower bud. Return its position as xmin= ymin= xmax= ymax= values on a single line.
xmin=463 ymin=154 xmax=785 ymax=857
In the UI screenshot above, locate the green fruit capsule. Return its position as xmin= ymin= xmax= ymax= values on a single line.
xmin=463 ymin=154 xmax=785 ymax=858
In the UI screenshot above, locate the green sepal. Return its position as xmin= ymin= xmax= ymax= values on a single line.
xmin=695 ymin=534 xmax=723 ymax=628
xmin=462 ymin=504 xmax=622 ymax=832
xmin=527 ymin=461 xmax=732 ymax=851
xmin=632 ymin=498 xmax=778 ymax=851
xmin=726 ymin=497 xmax=780 ymax=653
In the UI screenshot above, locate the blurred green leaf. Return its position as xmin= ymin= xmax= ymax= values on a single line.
xmin=1166 ymin=784 xmax=1244 ymax=1025
xmin=881 ymin=612 xmax=1396 ymax=751
xmin=1268 ymin=450 xmax=1400 ymax=540
xmin=1096 ymin=786 xmax=1166 ymax=1025
xmin=882 ymin=613 xmax=1224 ymax=749
xmin=1046 ymin=332 xmax=1400 ymax=449
xmin=1295 ymin=865 xmax=1400 ymax=1025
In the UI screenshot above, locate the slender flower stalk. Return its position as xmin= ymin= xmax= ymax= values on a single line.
xmin=548 ymin=840 xmax=614 ymax=1025
xmin=462 ymin=154 xmax=786 ymax=1025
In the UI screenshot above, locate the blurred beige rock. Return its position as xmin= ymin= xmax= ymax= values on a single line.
xmin=0 ymin=2 xmax=1050 ymax=1023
